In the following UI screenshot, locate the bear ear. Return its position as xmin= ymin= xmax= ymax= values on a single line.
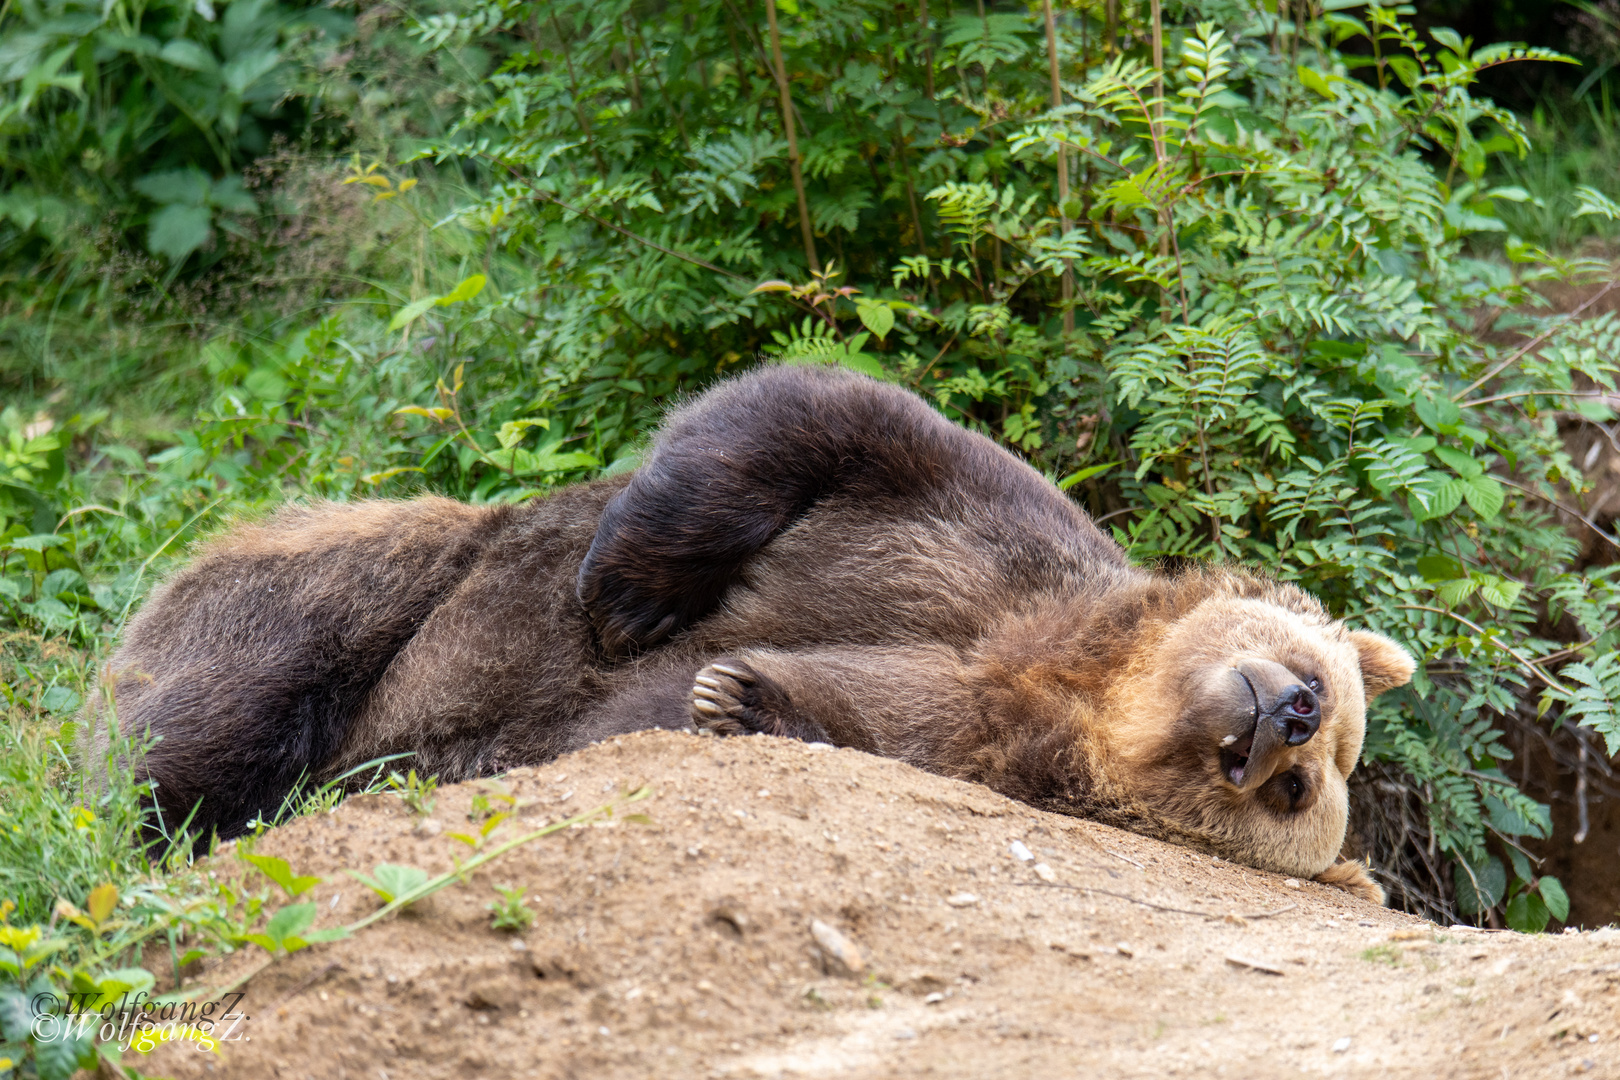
xmin=1348 ymin=629 xmax=1416 ymax=700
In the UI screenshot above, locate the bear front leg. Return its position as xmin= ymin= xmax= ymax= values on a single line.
xmin=684 ymin=645 xmax=976 ymax=761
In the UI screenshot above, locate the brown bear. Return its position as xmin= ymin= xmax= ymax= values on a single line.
xmin=94 ymin=364 xmax=1414 ymax=900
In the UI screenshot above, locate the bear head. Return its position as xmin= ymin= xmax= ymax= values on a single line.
xmin=1099 ymin=582 xmax=1415 ymax=879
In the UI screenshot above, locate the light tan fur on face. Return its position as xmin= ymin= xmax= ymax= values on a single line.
xmin=1092 ymin=595 xmax=1411 ymax=879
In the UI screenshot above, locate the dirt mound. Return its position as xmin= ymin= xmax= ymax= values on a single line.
xmin=152 ymin=730 xmax=1618 ymax=1079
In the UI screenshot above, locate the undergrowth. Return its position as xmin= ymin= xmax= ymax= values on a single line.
xmin=5 ymin=0 xmax=1620 ymax=1069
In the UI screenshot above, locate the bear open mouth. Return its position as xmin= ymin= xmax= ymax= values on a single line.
xmin=1220 ymin=667 xmax=1263 ymax=786
xmin=1219 ymin=721 xmax=1257 ymax=786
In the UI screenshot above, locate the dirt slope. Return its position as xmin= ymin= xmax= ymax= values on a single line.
xmin=151 ymin=730 xmax=1619 ymax=1079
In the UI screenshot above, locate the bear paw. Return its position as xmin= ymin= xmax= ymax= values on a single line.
xmin=689 ymin=659 xmax=784 ymax=737
xmin=1314 ymin=858 xmax=1387 ymax=906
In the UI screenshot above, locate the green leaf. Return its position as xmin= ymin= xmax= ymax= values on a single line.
xmin=1573 ymin=186 xmax=1620 ymax=221
xmin=494 ymin=448 xmax=601 ymax=476
xmin=158 ymin=39 xmax=217 ymax=71
xmin=207 ymin=174 xmax=258 ymax=215
xmin=244 ymin=854 xmax=321 ymax=898
xmin=1430 ymin=27 xmax=1467 ymax=57
xmin=40 ymin=686 xmax=80 ymax=714
xmin=1454 ymin=855 xmax=1505 ymax=915
xmin=243 ymin=366 xmax=287 ymax=402
xmin=389 ymin=296 xmax=438 ymax=332
xmin=1477 ymin=575 xmax=1522 ymax=608
xmin=1504 ymin=844 xmax=1533 ymax=884
xmin=94 ymin=967 xmax=154 ymax=997
xmin=347 ymin=863 xmax=429 ymax=903
xmin=221 ymin=48 xmax=279 ymax=95
xmin=1432 ymin=445 xmax=1482 ymax=478
xmin=4 ymin=534 xmax=68 ymax=552
xmin=147 ymin=204 xmax=212 ymax=260
xmin=834 ymin=353 xmax=885 ymax=379
xmin=1415 ymin=554 xmax=1464 ymax=582
xmin=1482 ymin=792 xmax=1547 ymax=837
xmin=855 ymin=301 xmax=895 ymax=341
xmin=1538 ymin=876 xmax=1570 ymax=923
xmin=134 ymin=168 xmax=211 ymax=207
xmin=436 ymin=274 xmax=487 ymax=306
xmin=1297 ymin=65 xmax=1335 ymax=98
xmin=1415 ymin=394 xmax=1463 ymax=434
xmin=1386 ymin=55 xmax=1420 ymax=88
xmin=0 ymin=987 xmax=31 ymax=1042
xmin=1435 ymin=575 xmax=1479 ymax=606
xmin=1504 ymin=890 xmax=1550 ymax=933
xmin=1059 ymin=461 xmax=1121 ymax=491
xmin=496 ymin=418 xmax=550 ymax=450
xmin=536 ymin=451 xmax=601 ymax=471
xmin=1425 ymin=479 xmax=1466 ymax=520
xmin=265 ymin=902 xmax=316 ymax=946
xmin=1462 ymin=475 xmax=1504 ymax=520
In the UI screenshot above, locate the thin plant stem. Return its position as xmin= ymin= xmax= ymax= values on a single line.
xmin=765 ymin=0 xmax=819 ymax=273
xmin=919 ymin=0 xmax=934 ymax=99
xmin=1043 ymin=0 xmax=1075 ymax=334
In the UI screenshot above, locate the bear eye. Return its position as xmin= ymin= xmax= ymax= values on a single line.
xmin=1284 ymin=773 xmax=1303 ymax=802
xmin=1306 ymin=677 xmax=1321 ymax=693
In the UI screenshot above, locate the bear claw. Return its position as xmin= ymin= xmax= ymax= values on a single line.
xmin=689 ymin=659 xmax=774 ymax=737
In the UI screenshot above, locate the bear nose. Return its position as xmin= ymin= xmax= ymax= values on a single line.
xmin=1271 ymin=685 xmax=1319 ymax=747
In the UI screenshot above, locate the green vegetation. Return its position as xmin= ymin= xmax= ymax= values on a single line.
xmin=4 ymin=0 xmax=1620 ymax=1070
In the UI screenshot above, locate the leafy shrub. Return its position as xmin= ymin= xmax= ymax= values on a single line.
xmin=0 ymin=0 xmax=356 ymax=269
xmin=390 ymin=0 xmax=1611 ymax=927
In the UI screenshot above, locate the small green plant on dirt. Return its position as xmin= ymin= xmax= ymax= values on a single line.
xmin=467 ymin=782 xmax=516 ymax=821
xmin=387 ymin=769 xmax=440 ymax=817
xmin=347 ymin=864 xmax=433 ymax=907
xmin=488 ymin=885 xmax=536 ymax=932
xmin=242 ymin=854 xmax=321 ymax=901
xmin=1359 ymin=943 xmax=1403 ymax=966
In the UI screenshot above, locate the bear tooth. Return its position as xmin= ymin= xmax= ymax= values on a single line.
xmin=1220 ymin=734 xmax=1238 ymax=747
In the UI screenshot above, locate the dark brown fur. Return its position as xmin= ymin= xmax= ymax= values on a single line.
xmin=97 ymin=365 xmax=1412 ymax=894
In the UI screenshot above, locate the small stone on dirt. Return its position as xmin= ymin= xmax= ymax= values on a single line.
xmin=810 ymin=919 xmax=865 ymax=974
xmin=1009 ymin=840 xmax=1033 ymax=862
xmin=925 ymin=992 xmax=945 ymax=1004
xmin=1033 ymin=863 xmax=1056 ymax=883
xmin=413 ymin=817 xmax=441 ymax=838
xmin=1115 ymin=942 xmax=1134 ymax=958
xmin=1284 ymin=878 xmax=1302 ymax=889
xmin=946 ymin=892 xmax=980 ymax=907
xmin=1332 ymin=1037 xmax=1351 ymax=1053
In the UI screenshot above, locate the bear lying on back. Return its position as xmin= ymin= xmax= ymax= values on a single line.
xmin=95 ymin=365 xmax=1414 ymax=900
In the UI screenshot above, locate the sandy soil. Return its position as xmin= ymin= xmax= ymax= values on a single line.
xmin=148 ymin=730 xmax=1619 ymax=1079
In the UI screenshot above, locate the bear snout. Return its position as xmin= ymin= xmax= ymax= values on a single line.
xmin=1269 ymin=684 xmax=1320 ymax=747
xmin=1219 ymin=660 xmax=1324 ymax=790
